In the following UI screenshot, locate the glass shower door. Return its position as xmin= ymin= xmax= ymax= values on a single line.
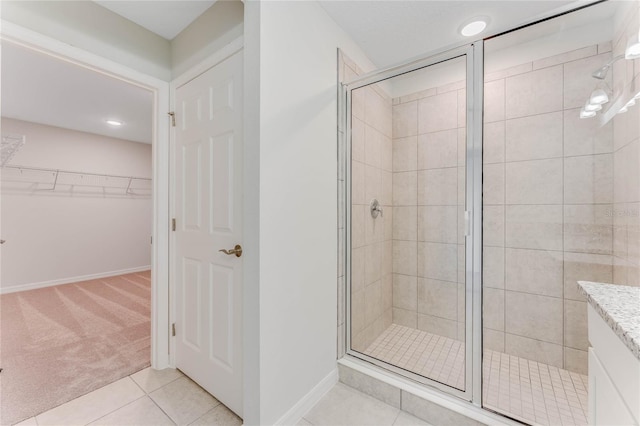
xmin=346 ymin=49 xmax=476 ymax=397
xmin=481 ymin=2 xmax=630 ymax=424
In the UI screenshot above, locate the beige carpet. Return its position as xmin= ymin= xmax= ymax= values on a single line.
xmin=0 ymin=271 xmax=151 ymax=425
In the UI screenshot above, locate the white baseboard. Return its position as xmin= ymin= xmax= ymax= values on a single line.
xmin=274 ymin=368 xmax=339 ymax=426
xmin=0 ymin=266 xmax=151 ymax=294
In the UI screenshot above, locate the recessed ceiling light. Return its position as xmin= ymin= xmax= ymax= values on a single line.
xmin=460 ymin=18 xmax=489 ymax=37
xmin=106 ymin=119 xmax=123 ymax=126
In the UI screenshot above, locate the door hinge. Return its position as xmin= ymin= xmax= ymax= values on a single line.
xmin=172 ymin=323 xmax=176 ymax=337
xmin=168 ymin=112 xmax=176 ymax=127
xmin=172 ymin=218 xmax=176 ymax=231
xmin=150 ymin=236 xmax=153 ymax=244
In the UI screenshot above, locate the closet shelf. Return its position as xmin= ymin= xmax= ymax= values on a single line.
xmin=1 ymin=135 xmax=26 ymax=167
xmin=1 ymin=164 xmax=151 ymax=194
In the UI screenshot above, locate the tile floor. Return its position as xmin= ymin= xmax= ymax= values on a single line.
xmin=300 ymin=383 xmax=431 ymax=426
xmin=14 ymin=367 xmax=242 ymax=426
xmin=13 ymin=367 xmax=428 ymax=426
xmin=364 ymin=324 xmax=589 ymax=426
xmin=483 ymin=349 xmax=588 ymax=426
xmin=13 ymin=324 xmax=588 ymax=426
xmin=366 ymin=324 xmax=466 ymax=390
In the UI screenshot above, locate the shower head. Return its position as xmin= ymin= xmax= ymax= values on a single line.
xmin=592 ymin=54 xmax=624 ymax=80
xmin=592 ymin=36 xmax=640 ymax=79
xmin=592 ymin=64 xmax=610 ymax=80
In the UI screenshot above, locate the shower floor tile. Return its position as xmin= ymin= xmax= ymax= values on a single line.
xmin=365 ymin=324 xmax=588 ymax=426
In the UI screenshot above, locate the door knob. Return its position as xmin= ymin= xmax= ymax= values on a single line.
xmin=219 ymin=244 xmax=242 ymax=257
xmin=0 ymin=240 xmax=5 ymax=244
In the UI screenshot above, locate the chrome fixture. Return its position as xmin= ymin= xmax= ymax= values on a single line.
xmin=370 ymin=199 xmax=383 ymax=219
xmin=584 ymin=100 xmax=602 ymax=112
xmin=591 ymin=37 xmax=640 ymax=80
xmin=625 ymin=33 xmax=640 ymax=59
xmin=580 ymin=109 xmax=596 ymax=119
xmin=591 ymin=54 xmax=623 ymax=80
xmin=589 ymin=88 xmax=609 ymax=105
xmin=581 ymin=76 xmax=613 ymax=119
xmin=582 ymin=35 xmax=640 ymax=118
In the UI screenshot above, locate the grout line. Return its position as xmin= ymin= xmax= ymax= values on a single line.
xmin=85 ymin=394 xmax=150 ymax=426
xmin=390 ymin=409 xmax=402 ymax=426
xmin=129 ymin=371 xmax=149 ymax=395
xmin=147 ymin=394 xmax=178 ymax=426
xmin=186 ymin=406 xmax=219 ymax=426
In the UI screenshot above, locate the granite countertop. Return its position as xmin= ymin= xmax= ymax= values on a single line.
xmin=578 ymin=281 xmax=640 ymax=361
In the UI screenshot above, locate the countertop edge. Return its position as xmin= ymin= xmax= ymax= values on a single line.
xmin=578 ymin=281 xmax=640 ymax=362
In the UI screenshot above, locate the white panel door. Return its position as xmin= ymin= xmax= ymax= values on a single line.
xmin=173 ymin=51 xmax=243 ymax=417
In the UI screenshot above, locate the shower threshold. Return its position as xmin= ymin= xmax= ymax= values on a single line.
xmin=362 ymin=324 xmax=588 ymax=426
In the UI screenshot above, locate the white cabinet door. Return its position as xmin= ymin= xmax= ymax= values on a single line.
xmin=589 ymin=348 xmax=637 ymax=426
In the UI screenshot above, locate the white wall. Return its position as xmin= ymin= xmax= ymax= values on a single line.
xmin=1 ymin=0 xmax=172 ymax=81
xmin=244 ymin=2 xmax=376 ymax=423
xmin=243 ymin=0 xmax=262 ymax=422
xmin=171 ymin=0 xmax=244 ymax=78
xmin=1 ymin=118 xmax=152 ymax=292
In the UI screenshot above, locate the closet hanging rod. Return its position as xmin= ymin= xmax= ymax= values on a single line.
xmin=2 ymin=165 xmax=151 ymax=181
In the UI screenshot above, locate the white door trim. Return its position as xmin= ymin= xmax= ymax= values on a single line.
xmin=168 ymin=35 xmax=244 ymax=367
xmin=170 ymin=37 xmax=244 ymax=89
xmin=0 ymin=20 xmax=172 ymax=369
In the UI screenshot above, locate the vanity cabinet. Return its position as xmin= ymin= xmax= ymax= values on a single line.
xmin=587 ymin=305 xmax=639 ymax=426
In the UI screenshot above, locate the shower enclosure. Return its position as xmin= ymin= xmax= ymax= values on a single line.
xmin=344 ymin=47 xmax=480 ymax=401
xmin=340 ymin=2 xmax=640 ymax=425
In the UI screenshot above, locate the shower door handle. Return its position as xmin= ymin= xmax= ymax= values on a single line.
xmin=464 ymin=211 xmax=471 ymax=237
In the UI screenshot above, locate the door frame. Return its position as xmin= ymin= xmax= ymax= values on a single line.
xmin=0 ymin=20 xmax=172 ymax=369
xmin=168 ymin=36 xmax=244 ymax=367
xmin=340 ymin=42 xmax=484 ymax=403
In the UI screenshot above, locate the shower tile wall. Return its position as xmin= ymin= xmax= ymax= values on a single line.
xmin=483 ymin=43 xmax=615 ymax=374
xmin=342 ymin=52 xmax=394 ymax=353
xmin=612 ymin=3 xmax=640 ymax=287
xmin=340 ymin=22 xmax=638 ymax=376
xmin=390 ymin=81 xmax=466 ymax=341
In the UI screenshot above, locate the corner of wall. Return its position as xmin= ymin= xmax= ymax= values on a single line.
xmin=242 ymin=1 xmax=261 ymax=424
xmin=170 ymin=0 xmax=244 ymax=79
xmin=1 ymin=0 xmax=172 ymax=81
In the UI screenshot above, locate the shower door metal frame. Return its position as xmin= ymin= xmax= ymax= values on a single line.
xmin=342 ymin=42 xmax=484 ymax=404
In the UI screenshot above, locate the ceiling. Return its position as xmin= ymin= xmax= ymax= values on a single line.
xmin=93 ymin=0 xmax=217 ymax=40
xmin=319 ymin=0 xmax=580 ymax=68
xmin=1 ymin=0 xmax=610 ymax=147
xmin=380 ymin=1 xmax=617 ymax=99
xmin=1 ymin=41 xmax=153 ymax=144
